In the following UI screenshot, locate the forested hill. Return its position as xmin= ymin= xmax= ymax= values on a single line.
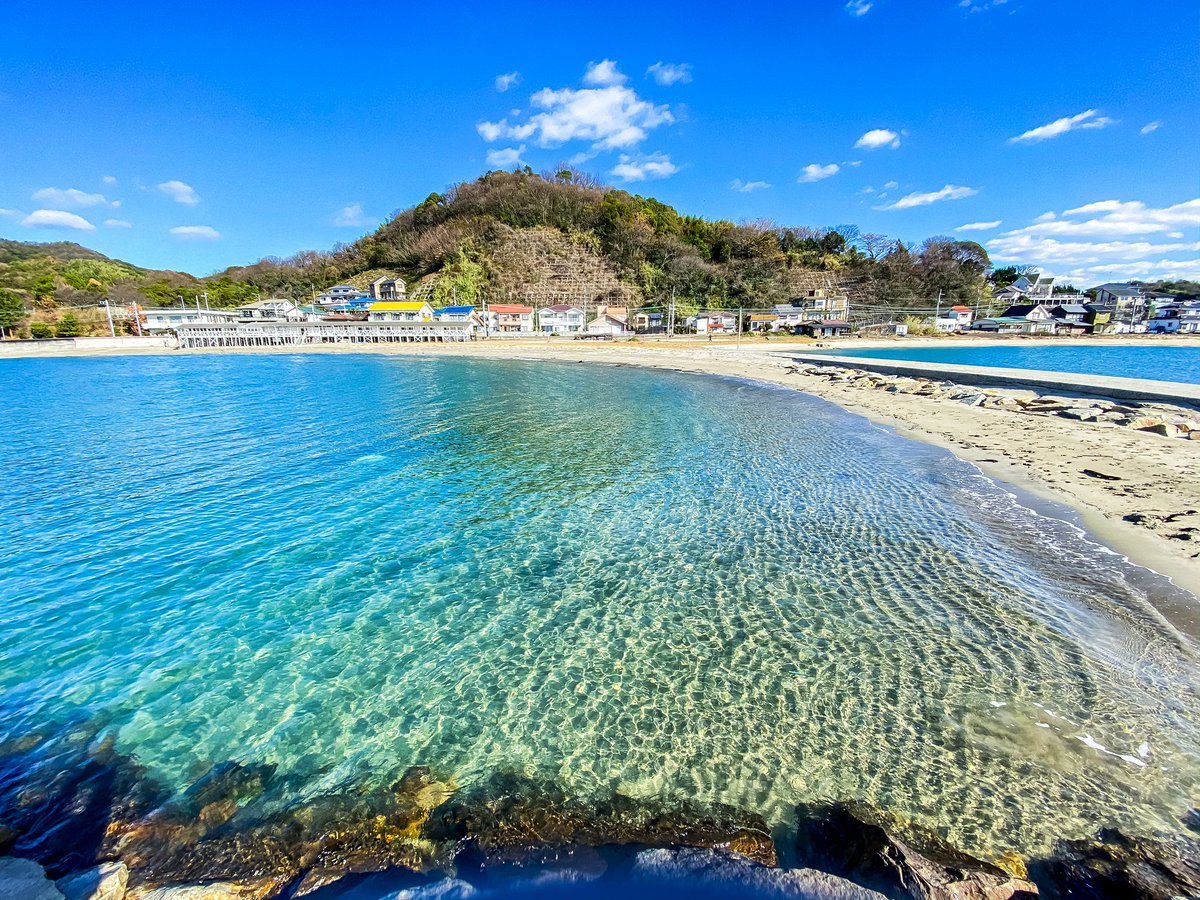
xmin=217 ymin=168 xmax=996 ymax=318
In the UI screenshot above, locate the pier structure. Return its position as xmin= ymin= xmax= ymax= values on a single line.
xmin=176 ymin=320 xmax=473 ymax=349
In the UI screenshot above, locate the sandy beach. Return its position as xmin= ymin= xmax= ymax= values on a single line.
xmin=5 ymin=334 xmax=1199 ymax=610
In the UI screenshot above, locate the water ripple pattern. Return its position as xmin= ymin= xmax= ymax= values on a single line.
xmin=1 ymin=354 xmax=1197 ymax=858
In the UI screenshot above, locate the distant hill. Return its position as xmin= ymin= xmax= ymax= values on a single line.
xmin=2 ymin=169 xmax=997 ymax=318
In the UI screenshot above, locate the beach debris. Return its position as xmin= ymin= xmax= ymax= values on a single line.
xmin=1031 ymin=827 xmax=1200 ymax=900
xmin=0 ymin=856 xmax=65 ymax=900
xmin=1081 ymin=469 xmax=1122 ymax=481
xmin=1185 ymin=808 xmax=1200 ymax=833
xmin=56 ymin=861 xmax=128 ymax=900
xmin=793 ymin=801 xmax=1038 ymax=900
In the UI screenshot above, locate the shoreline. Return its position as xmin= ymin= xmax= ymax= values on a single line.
xmin=4 ymin=336 xmax=1199 ymax=606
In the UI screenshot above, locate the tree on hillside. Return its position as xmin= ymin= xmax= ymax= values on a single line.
xmin=0 ymin=289 xmax=26 ymax=337
xmin=54 ymin=312 xmax=81 ymax=337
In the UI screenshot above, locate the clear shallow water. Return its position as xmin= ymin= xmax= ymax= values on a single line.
xmin=1 ymin=354 xmax=1198 ymax=860
xmin=814 ymin=344 xmax=1200 ymax=385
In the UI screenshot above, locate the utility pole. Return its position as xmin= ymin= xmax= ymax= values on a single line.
xmin=131 ymin=302 xmax=143 ymax=336
xmin=667 ymin=288 xmax=675 ymax=339
xmin=737 ymin=307 xmax=743 ymax=349
xmin=935 ymin=289 xmax=943 ymax=331
xmin=102 ymin=297 xmax=116 ymax=338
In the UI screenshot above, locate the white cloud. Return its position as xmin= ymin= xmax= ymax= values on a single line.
xmin=486 ymin=145 xmax=526 ymax=168
xmin=1008 ymin=109 xmax=1115 ymax=144
xmin=986 ymin=198 xmax=1200 ymax=283
xmin=479 ymin=83 xmax=672 ymax=150
xmin=158 ymin=180 xmax=200 ymax=205
xmin=878 ymin=184 xmax=978 ymax=209
xmin=1140 ymin=120 xmax=1162 ymax=135
xmin=960 ymin=0 xmax=1009 ymax=12
xmin=21 ymin=209 xmax=96 ymax=231
xmin=333 ymin=203 xmax=370 ymax=227
xmin=0 ymin=208 xmax=20 ymax=218
xmin=846 ymin=0 xmax=872 ymax=15
xmin=102 ymin=175 xmax=117 ymax=185
xmin=609 ymin=152 xmax=679 ymax=182
xmin=583 ymin=59 xmax=626 ymax=86
xmin=103 ymin=218 xmax=133 ymax=228
xmin=31 ymin=187 xmax=107 ymax=208
xmin=730 ymin=179 xmax=770 ymax=193
xmin=858 ymin=185 xmax=875 ymax=195
xmin=169 ymin=225 xmax=220 ymax=240
xmin=495 ymin=71 xmax=521 ymax=92
xmin=798 ymin=163 xmax=840 ymax=183
xmin=883 ymin=180 xmax=899 ymax=190
xmin=646 ymin=62 xmax=692 ymax=86
xmin=855 ymin=129 xmax=901 ymax=150
xmin=1000 ymin=199 xmax=1200 ymax=240
xmin=956 ymin=220 xmax=1002 ymax=231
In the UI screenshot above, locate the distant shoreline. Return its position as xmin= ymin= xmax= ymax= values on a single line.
xmin=4 ymin=335 xmax=1199 ymax=608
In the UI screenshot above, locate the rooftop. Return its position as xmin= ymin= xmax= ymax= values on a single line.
xmin=370 ymin=301 xmax=429 ymax=312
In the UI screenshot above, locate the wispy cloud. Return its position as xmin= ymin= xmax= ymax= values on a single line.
xmin=486 ymin=145 xmax=526 ymax=168
xmin=103 ymin=218 xmax=133 ymax=228
xmin=730 ymin=179 xmax=771 ymax=193
xmin=986 ymin=198 xmax=1200 ymax=284
xmin=854 ymin=128 xmax=901 ymax=150
xmin=583 ymin=59 xmax=626 ymax=86
xmin=169 ymin=225 xmax=220 ymax=240
xmin=646 ymin=62 xmax=692 ymax=86
xmin=798 ymin=163 xmax=840 ymax=183
xmin=846 ymin=0 xmax=872 ymax=15
xmin=158 ymin=180 xmax=200 ymax=205
xmin=333 ymin=203 xmax=370 ymax=227
xmin=0 ymin=208 xmax=20 ymax=218
xmin=1008 ymin=109 xmax=1115 ymax=144
xmin=883 ymin=180 xmax=898 ymax=190
xmin=1140 ymin=120 xmax=1162 ymax=135
xmin=21 ymin=209 xmax=96 ymax=231
xmin=959 ymin=0 xmax=1008 ymax=12
xmin=31 ymin=187 xmax=107 ymax=208
xmin=102 ymin=175 xmax=117 ymax=185
xmin=609 ymin=152 xmax=679 ymax=182
xmin=877 ymin=184 xmax=978 ymax=210
xmin=956 ymin=220 xmax=1002 ymax=231
xmin=495 ymin=71 xmax=521 ymax=92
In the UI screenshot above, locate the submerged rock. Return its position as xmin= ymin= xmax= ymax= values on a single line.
xmin=633 ymin=846 xmax=885 ymax=899
xmin=0 ymin=856 xmax=65 ymax=900
xmin=793 ymin=802 xmax=1037 ymax=900
xmin=1031 ymin=827 xmax=1200 ymax=900
xmin=56 ymin=861 xmax=128 ymax=900
xmin=126 ymin=880 xmax=281 ymax=900
xmin=425 ymin=772 xmax=777 ymax=870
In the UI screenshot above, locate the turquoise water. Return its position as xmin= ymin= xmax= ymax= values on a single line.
xmin=1 ymin=354 xmax=1198 ymax=860
xmin=815 ymin=344 xmax=1200 ymax=385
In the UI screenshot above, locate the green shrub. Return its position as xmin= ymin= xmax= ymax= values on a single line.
xmin=54 ymin=313 xmax=81 ymax=338
xmin=29 ymin=321 xmax=53 ymax=339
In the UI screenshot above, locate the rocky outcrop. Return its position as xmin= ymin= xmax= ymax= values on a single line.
xmin=1030 ymin=827 xmax=1200 ymax=900
xmin=56 ymin=862 xmax=128 ymax=900
xmin=633 ymin=846 xmax=886 ymax=899
xmin=0 ymin=856 xmax=65 ymax=900
xmin=425 ymin=772 xmax=777 ymax=870
xmin=794 ymin=802 xmax=1038 ymax=900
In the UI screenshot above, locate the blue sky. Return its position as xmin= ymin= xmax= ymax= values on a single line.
xmin=1 ymin=0 xmax=1196 ymax=286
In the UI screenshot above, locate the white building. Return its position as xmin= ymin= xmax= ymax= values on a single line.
xmin=935 ymin=305 xmax=974 ymax=332
xmin=141 ymin=307 xmax=239 ymax=333
xmin=316 ymin=284 xmax=371 ymax=308
xmin=369 ymin=276 xmax=406 ymax=301
xmin=694 ymin=311 xmax=737 ymax=335
xmin=237 ymin=299 xmax=309 ymax=322
xmin=489 ymin=304 xmax=534 ymax=334
xmin=585 ymin=314 xmax=632 ymax=337
xmin=538 ymin=305 xmax=585 ymax=335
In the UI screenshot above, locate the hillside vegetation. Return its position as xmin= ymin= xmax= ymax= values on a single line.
xmin=7 ymin=170 xmax=1195 ymax=336
xmin=218 ymin=169 xmax=996 ymax=318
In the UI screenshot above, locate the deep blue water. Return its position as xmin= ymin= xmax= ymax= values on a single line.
xmin=814 ymin=344 xmax=1200 ymax=385
xmin=1 ymin=353 xmax=1198 ymax=870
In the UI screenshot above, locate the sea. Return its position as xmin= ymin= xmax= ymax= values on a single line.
xmin=1 ymin=353 xmax=1197 ymax=870
xmin=811 ymin=343 xmax=1200 ymax=385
